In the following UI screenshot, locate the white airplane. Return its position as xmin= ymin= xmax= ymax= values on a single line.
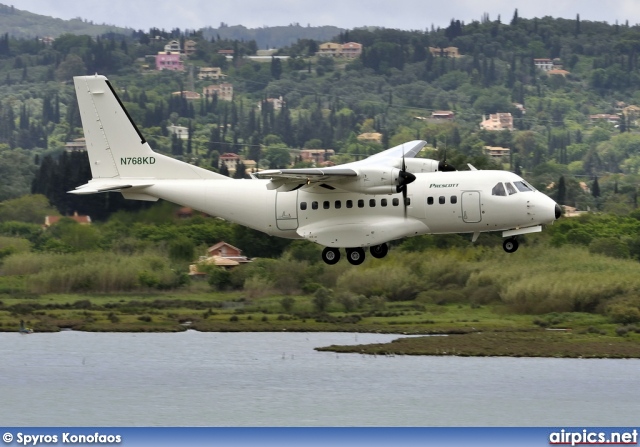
xmin=70 ymin=74 xmax=561 ymax=265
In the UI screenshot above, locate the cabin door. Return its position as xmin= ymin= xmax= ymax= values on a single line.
xmin=461 ymin=191 xmax=482 ymax=223
xmin=275 ymin=191 xmax=299 ymax=230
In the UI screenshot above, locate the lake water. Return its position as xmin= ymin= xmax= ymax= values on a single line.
xmin=1 ymin=331 xmax=637 ymax=426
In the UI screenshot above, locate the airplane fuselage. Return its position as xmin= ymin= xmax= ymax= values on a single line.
xmin=139 ymin=169 xmax=558 ymax=248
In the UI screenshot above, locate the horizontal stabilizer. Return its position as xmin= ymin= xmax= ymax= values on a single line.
xmin=68 ymin=182 xmax=153 ymax=195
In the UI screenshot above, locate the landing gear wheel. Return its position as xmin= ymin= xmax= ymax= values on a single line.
xmin=322 ymin=247 xmax=341 ymax=265
xmin=503 ymin=238 xmax=519 ymax=253
xmin=346 ymin=247 xmax=366 ymax=265
xmin=369 ymin=243 xmax=389 ymax=259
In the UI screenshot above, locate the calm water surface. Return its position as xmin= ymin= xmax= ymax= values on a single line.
xmin=0 ymin=331 xmax=637 ymax=426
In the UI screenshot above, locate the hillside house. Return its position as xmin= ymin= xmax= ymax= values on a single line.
xmin=167 ymin=124 xmax=189 ymax=140
xmin=340 ymin=42 xmax=363 ymax=58
xmin=184 ymin=40 xmax=197 ymax=56
xmin=203 ymin=83 xmax=233 ymax=101
xmin=534 ymin=58 xmax=553 ymax=71
xmin=198 ymin=67 xmax=224 ymax=80
xmin=317 ymin=42 xmax=363 ymax=58
xmin=44 ymin=211 xmax=91 ymax=227
xmin=317 ymin=42 xmax=342 ymax=57
xmin=156 ymin=52 xmax=184 ymax=71
xmin=357 ymin=132 xmax=383 ymax=143
xmin=164 ymin=40 xmax=181 ymax=52
xmin=64 ymin=138 xmax=87 ymax=152
xmin=258 ymin=97 xmax=285 ymax=111
xmin=171 ymin=90 xmax=201 ymax=100
xmin=484 ymin=146 xmax=511 ymax=161
xmin=300 ymin=149 xmax=335 ymax=164
xmin=589 ymin=114 xmax=620 ymax=125
xmin=189 ymin=242 xmax=252 ymax=275
xmin=480 ymin=113 xmax=514 ymax=131
xmin=431 ymin=110 xmax=455 ymax=120
xmin=428 ymin=47 xmax=461 ymax=58
xmin=219 ymin=153 xmax=240 ymax=172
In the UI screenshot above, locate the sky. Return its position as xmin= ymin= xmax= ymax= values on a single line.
xmin=11 ymin=0 xmax=640 ymax=32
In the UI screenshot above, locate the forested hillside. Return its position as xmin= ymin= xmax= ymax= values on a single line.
xmin=2 ymin=10 xmax=640 ymax=329
xmin=0 ymin=3 xmax=129 ymax=38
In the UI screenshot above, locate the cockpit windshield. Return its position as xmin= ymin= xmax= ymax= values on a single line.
xmin=493 ymin=180 xmax=537 ymax=196
xmin=514 ymin=181 xmax=533 ymax=192
xmin=492 ymin=182 xmax=506 ymax=196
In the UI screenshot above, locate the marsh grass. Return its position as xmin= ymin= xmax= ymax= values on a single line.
xmin=316 ymin=330 xmax=640 ymax=358
xmin=1 ymin=252 xmax=180 ymax=293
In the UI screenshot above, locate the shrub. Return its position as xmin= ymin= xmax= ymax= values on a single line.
xmin=208 ymin=267 xmax=232 ymax=291
xmin=280 ymin=296 xmax=295 ymax=313
xmin=313 ymin=287 xmax=332 ymax=312
xmin=337 ymin=264 xmax=423 ymax=301
xmin=607 ymin=302 xmax=640 ymax=324
xmin=589 ymin=237 xmax=630 ymax=259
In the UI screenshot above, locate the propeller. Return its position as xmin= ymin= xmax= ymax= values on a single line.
xmin=396 ymin=149 xmax=416 ymax=217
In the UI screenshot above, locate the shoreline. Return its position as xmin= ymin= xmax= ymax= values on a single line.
xmin=2 ymin=292 xmax=640 ymax=358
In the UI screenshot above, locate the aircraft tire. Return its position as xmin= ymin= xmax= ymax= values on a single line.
xmin=503 ymin=238 xmax=519 ymax=253
xmin=346 ymin=247 xmax=365 ymax=265
xmin=369 ymin=243 xmax=389 ymax=259
xmin=322 ymin=247 xmax=341 ymax=265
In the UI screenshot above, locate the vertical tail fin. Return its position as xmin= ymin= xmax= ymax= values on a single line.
xmin=73 ymin=74 xmax=224 ymax=181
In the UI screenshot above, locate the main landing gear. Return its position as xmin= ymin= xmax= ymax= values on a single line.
xmin=321 ymin=243 xmax=389 ymax=265
xmin=503 ymin=237 xmax=519 ymax=253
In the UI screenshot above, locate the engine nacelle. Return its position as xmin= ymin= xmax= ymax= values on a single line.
xmin=337 ymin=167 xmax=402 ymax=195
xmin=403 ymin=158 xmax=440 ymax=173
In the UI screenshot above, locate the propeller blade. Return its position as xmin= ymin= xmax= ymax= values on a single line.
xmin=438 ymin=149 xmax=456 ymax=171
xmin=402 ymin=181 xmax=408 ymax=218
xmin=396 ymin=147 xmax=415 ymax=218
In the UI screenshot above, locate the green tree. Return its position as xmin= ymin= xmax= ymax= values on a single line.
xmin=0 ymin=194 xmax=57 ymax=224
xmin=313 ymin=287 xmax=332 ymax=312
xmin=557 ymin=176 xmax=567 ymax=205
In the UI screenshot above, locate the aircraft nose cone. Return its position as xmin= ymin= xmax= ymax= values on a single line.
xmin=555 ymin=203 xmax=562 ymax=220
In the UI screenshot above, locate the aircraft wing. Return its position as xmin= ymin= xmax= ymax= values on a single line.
xmin=255 ymin=140 xmax=428 ymax=192
xmin=362 ymin=140 xmax=427 ymax=163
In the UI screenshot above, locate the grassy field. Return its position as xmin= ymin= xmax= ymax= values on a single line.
xmin=2 ymin=288 xmax=639 ymax=357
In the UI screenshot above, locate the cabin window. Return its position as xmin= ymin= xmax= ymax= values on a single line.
xmin=358 ymin=199 xmax=365 ymax=208
xmin=427 ymin=197 xmax=434 ymax=205
xmin=439 ymin=196 xmax=445 ymax=204
xmin=369 ymin=199 xmax=376 ymax=207
xmin=346 ymin=200 xmax=353 ymax=208
xmin=405 ymin=197 xmax=411 ymax=206
xmin=300 ymin=202 xmax=307 ymax=210
xmin=323 ymin=201 xmax=330 ymax=209
xmin=381 ymin=198 xmax=388 ymax=207
xmin=450 ymin=195 xmax=457 ymax=204
xmin=335 ymin=200 xmax=342 ymax=209
xmin=492 ymin=182 xmax=507 ymax=196
xmin=514 ymin=181 xmax=533 ymax=192
xmin=506 ymin=182 xmax=517 ymax=195
xmin=312 ymin=201 xmax=318 ymax=210
xmin=392 ymin=198 xmax=400 ymax=206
